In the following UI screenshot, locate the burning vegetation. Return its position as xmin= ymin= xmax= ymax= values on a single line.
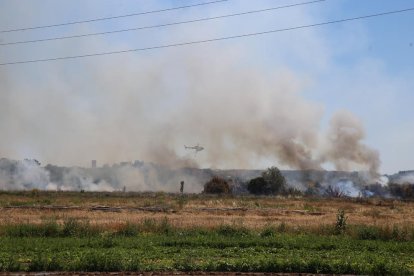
xmin=1 ymin=158 xmax=413 ymax=199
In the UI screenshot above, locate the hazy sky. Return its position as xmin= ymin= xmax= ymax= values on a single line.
xmin=0 ymin=0 xmax=413 ymax=174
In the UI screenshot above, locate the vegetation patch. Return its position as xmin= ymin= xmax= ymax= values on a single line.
xmin=0 ymin=232 xmax=412 ymax=274
xmin=0 ymin=191 xmax=413 ymax=273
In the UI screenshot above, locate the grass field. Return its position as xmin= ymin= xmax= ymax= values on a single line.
xmin=0 ymin=191 xmax=413 ymax=274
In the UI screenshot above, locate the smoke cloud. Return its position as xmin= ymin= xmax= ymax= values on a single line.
xmin=0 ymin=159 xmax=50 ymax=190
xmin=0 ymin=46 xmax=380 ymax=176
xmin=0 ymin=158 xmax=207 ymax=193
xmin=0 ymin=0 xmax=384 ymax=177
xmin=322 ymin=111 xmax=381 ymax=177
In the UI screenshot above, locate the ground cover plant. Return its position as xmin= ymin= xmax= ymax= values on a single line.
xmin=0 ymin=218 xmax=413 ymax=274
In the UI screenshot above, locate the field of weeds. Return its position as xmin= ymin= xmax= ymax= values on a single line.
xmin=1 ymin=191 xmax=413 ymax=229
xmin=0 ymin=191 xmax=413 ymax=274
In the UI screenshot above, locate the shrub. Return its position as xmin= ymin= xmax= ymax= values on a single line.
xmin=216 ymin=225 xmax=250 ymax=237
xmin=355 ymin=225 xmax=381 ymax=240
xmin=335 ymin=209 xmax=347 ymax=234
xmin=62 ymin=218 xmax=81 ymax=237
xmin=389 ymin=183 xmax=414 ymax=199
xmin=247 ymin=177 xmax=267 ymax=195
xmin=247 ymin=166 xmax=286 ymax=195
xmin=61 ymin=218 xmax=98 ymax=237
xmin=203 ymin=176 xmax=231 ymax=194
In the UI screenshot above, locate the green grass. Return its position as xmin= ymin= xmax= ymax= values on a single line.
xmin=0 ymin=229 xmax=413 ymax=274
xmin=1 ymin=218 xmax=414 ymax=242
xmin=2 ymin=219 xmax=101 ymax=238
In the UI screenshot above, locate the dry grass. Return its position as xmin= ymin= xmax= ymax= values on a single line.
xmin=0 ymin=191 xmax=413 ymax=231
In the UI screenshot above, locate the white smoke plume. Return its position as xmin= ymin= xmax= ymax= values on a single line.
xmin=0 ymin=0 xmax=384 ymax=178
xmin=0 ymin=158 xmax=206 ymax=193
xmin=0 ymin=159 xmax=50 ymax=190
xmin=322 ymin=111 xmax=381 ymax=177
xmin=0 ymin=47 xmax=381 ymax=178
xmin=329 ymin=179 xmax=361 ymax=198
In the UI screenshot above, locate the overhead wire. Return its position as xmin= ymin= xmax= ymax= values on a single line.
xmin=0 ymin=0 xmax=325 ymax=46
xmin=1 ymin=7 xmax=413 ymax=66
xmin=0 ymin=0 xmax=229 ymax=33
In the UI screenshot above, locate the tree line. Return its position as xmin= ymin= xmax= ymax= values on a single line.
xmin=203 ymin=166 xmax=290 ymax=195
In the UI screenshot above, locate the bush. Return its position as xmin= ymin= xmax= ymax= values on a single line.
xmin=389 ymin=183 xmax=414 ymax=199
xmin=62 ymin=218 xmax=82 ymax=237
xmin=216 ymin=225 xmax=250 ymax=237
xmin=355 ymin=225 xmax=381 ymax=240
xmin=262 ymin=166 xmax=286 ymax=194
xmin=247 ymin=166 xmax=286 ymax=195
xmin=61 ymin=218 xmax=99 ymax=237
xmin=247 ymin=177 xmax=267 ymax=195
xmin=335 ymin=209 xmax=347 ymax=235
xmin=203 ymin=176 xmax=231 ymax=194
xmin=5 ymin=221 xmax=59 ymax=237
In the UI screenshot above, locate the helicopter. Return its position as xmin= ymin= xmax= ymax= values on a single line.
xmin=184 ymin=144 xmax=204 ymax=153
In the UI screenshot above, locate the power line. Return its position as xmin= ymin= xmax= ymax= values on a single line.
xmin=0 ymin=0 xmax=325 ymax=46
xmin=1 ymin=7 xmax=413 ymax=66
xmin=0 ymin=0 xmax=229 ymax=33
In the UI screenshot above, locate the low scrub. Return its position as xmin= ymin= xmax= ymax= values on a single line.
xmin=349 ymin=224 xmax=413 ymax=241
xmin=216 ymin=224 xmax=250 ymax=237
xmin=4 ymin=221 xmax=60 ymax=238
xmin=1 ymin=218 xmax=414 ymax=242
xmin=203 ymin=176 xmax=231 ymax=194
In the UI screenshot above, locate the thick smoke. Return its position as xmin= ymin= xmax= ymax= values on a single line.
xmin=322 ymin=111 xmax=380 ymax=177
xmin=0 ymin=159 xmax=50 ymax=190
xmin=3 ymin=157 xmax=411 ymax=199
xmin=0 ymin=158 xmax=207 ymax=193
xmin=0 ymin=0 xmax=392 ymax=193
xmin=0 ymin=48 xmax=380 ymax=177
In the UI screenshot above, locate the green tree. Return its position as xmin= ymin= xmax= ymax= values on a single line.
xmin=247 ymin=166 xmax=286 ymax=195
xmin=262 ymin=166 xmax=286 ymax=194
xmin=247 ymin=177 xmax=267 ymax=195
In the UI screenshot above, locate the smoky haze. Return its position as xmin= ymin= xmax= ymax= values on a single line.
xmin=0 ymin=46 xmax=380 ymax=175
xmin=0 ymin=47 xmax=379 ymax=173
